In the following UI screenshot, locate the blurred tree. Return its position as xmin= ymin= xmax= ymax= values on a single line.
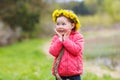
xmin=84 ymin=0 xmax=102 ymax=15
xmin=73 ymin=1 xmax=90 ymax=15
xmin=0 ymin=0 xmax=17 ymax=18
xmin=72 ymin=0 xmax=120 ymax=17
xmin=0 ymin=0 xmax=46 ymax=34
xmin=60 ymin=1 xmax=80 ymax=10
xmin=73 ymin=0 xmax=103 ymax=15
xmin=101 ymin=0 xmax=120 ymax=21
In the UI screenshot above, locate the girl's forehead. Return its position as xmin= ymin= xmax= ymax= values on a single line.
xmin=56 ymin=16 xmax=69 ymax=22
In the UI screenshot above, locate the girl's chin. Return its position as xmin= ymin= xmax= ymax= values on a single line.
xmin=60 ymin=32 xmax=65 ymax=36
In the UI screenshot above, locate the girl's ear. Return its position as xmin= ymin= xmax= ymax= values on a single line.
xmin=71 ymin=23 xmax=75 ymax=29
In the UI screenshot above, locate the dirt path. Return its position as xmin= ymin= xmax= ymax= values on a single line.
xmin=84 ymin=61 xmax=120 ymax=78
xmin=42 ymin=41 xmax=53 ymax=58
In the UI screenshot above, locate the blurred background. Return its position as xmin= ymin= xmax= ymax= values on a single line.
xmin=0 ymin=0 xmax=120 ymax=80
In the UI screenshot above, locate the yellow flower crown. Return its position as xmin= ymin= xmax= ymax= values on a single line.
xmin=52 ymin=9 xmax=81 ymax=30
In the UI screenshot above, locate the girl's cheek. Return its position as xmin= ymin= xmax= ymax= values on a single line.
xmin=56 ymin=25 xmax=60 ymax=29
xmin=65 ymin=26 xmax=71 ymax=30
xmin=63 ymin=27 xmax=70 ymax=32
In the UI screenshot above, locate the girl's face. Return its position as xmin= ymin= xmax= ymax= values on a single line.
xmin=56 ymin=16 xmax=75 ymax=34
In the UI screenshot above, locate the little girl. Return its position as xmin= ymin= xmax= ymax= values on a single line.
xmin=49 ymin=9 xmax=84 ymax=80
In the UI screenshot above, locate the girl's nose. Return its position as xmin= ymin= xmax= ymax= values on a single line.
xmin=57 ymin=25 xmax=63 ymax=28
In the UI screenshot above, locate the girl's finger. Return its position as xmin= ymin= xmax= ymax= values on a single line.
xmin=54 ymin=28 xmax=62 ymax=37
xmin=65 ymin=30 xmax=71 ymax=36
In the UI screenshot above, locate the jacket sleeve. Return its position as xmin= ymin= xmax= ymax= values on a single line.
xmin=63 ymin=34 xmax=84 ymax=56
xmin=49 ymin=35 xmax=63 ymax=57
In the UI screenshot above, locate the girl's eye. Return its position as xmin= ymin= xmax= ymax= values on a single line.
xmin=57 ymin=23 xmax=60 ymax=25
xmin=62 ymin=23 xmax=66 ymax=25
xmin=56 ymin=23 xmax=65 ymax=26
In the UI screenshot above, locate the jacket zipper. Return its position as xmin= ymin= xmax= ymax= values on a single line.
xmin=67 ymin=52 xmax=68 ymax=75
xmin=77 ymin=57 xmax=80 ymax=71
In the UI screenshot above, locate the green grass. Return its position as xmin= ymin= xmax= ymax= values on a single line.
xmin=82 ymin=72 xmax=120 ymax=80
xmin=0 ymin=38 xmax=54 ymax=80
xmin=0 ymin=38 xmax=120 ymax=80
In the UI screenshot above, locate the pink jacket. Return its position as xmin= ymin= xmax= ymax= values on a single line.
xmin=49 ymin=31 xmax=84 ymax=76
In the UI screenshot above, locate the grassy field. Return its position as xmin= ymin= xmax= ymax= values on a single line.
xmin=0 ymin=33 xmax=120 ymax=80
xmin=0 ymin=39 xmax=54 ymax=80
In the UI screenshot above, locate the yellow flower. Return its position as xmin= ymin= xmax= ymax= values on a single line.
xmin=52 ymin=10 xmax=58 ymax=17
xmin=59 ymin=9 xmax=64 ymax=14
xmin=76 ymin=19 xmax=81 ymax=30
xmin=70 ymin=14 xmax=74 ymax=19
xmin=52 ymin=10 xmax=59 ymax=22
xmin=76 ymin=23 xmax=80 ymax=30
xmin=63 ymin=12 xmax=69 ymax=18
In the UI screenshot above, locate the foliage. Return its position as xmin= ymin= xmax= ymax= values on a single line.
xmin=67 ymin=0 xmax=120 ymax=27
xmin=79 ymin=14 xmax=113 ymax=27
xmin=100 ymin=0 xmax=120 ymax=22
xmin=1 ymin=0 xmax=43 ymax=31
xmin=60 ymin=1 xmax=80 ymax=10
xmin=0 ymin=0 xmax=46 ymax=34
xmin=73 ymin=1 xmax=97 ymax=15
xmin=72 ymin=0 xmax=120 ymax=17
